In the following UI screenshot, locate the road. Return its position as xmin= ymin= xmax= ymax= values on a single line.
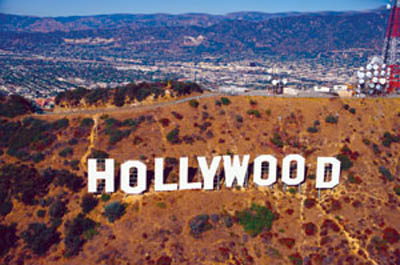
xmin=35 ymin=90 xmax=400 ymax=117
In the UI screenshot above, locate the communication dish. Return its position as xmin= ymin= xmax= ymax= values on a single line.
xmin=380 ymin=78 xmax=387 ymax=85
xmin=366 ymin=72 xmax=373 ymax=78
xmin=376 ymin=84 xmax=382 ymax=91
xmin=382 ymin=64 xmax=387 ymax=69
xmin=367 ymin=64 xmax=373 ymax=70
xmin=272 ymin=80 xmax=278 ymax=86
xmin=282 ymin=78 xmax=288 ymax=85
xmin=359 ymin=79 xmax=365 ymax=84
xmin=373 ymin=64 xmax=379 ymax=70
xmin=372 ymin=77 xmax=379 ymax=83
xmin=387 ymin=4 xmax=392 ymax=10
xmin=374 ymin=71 xmax=379 ymax=76
xmin=380 ymin=70 xmax=386 ymax=76
xmin=358 ymin=72 xmax=365 ymax=79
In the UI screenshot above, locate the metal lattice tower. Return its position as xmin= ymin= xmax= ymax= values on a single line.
xmin=383 ymin=0 xmax=400 ymax=93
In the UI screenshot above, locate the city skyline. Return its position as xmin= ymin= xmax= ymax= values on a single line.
xmin=0 ymin=0 xmax=387 ymax=17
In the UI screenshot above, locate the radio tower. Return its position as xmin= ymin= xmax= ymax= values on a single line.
xmin=383 ymin=0 xmax=400 ymax=93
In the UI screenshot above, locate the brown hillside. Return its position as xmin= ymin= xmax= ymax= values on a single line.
xmin=1 ymin=96 xmax=400 ymax=265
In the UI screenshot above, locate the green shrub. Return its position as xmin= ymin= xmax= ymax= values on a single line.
xmin=247 ymin=109 xmax=261 ymax=118
xmin=64 ymin=214 xmax=98 ymax=257
xmin=215 ymin=100 xmax=222 ymax=106
xmin=81 ymin=194 xmax=98 ymax=214
xmin=236 ymin=115 xmax=244 ymax=123
xmin=325 ymin=115 xmax=338 ymax=124
xmin=249 ymin=99 xmax=257 ymax=106
xmin=32 ymin=152 xmax=45 ymax=163
xmin=349 ymin=108 xmax=356 ymax=114
xmin=104 ymin=201 xmax=126 ymax=223
xmin=336 ymin=154 xmax=353 ymax=170
xmin=37 ymin=209 xmax=46 ymax=218
xmin=271 ymin=133 xmax=284 ymax=148
xmin=21 ymin=223 xmax=60 ymax=256
xmin=49 ymin=200 xmax=67 ymax=219
xmin=100 ymin=194 xmax=111 ymax=202
xmin=379 ymin=166 xmax=394 ymax=181
xmin=382 ymin=132 xmax=400 ymax=148
xmin=265 ymin=109 xmax=271 ymax=116
xmin=307 ymin=127 xmax=318 ymax=133
xmin=166 ymin=128 xmax=180 ymax=144
xmin=80 ymin=118 xmax=94 ymax=128
xmin=189 ymin=99 xmax=199 ymax=108
xmin=0 ymin=224 xmax=18 ymax=257
xmin=220 ymin=97 xmax=231 ymax=105
xmin=59 ymin=147 xmax=73 ymax=158
xmin=394 ymin=186 xmax=400 ymax=196
xmin=89 ymin=149 xmax=109 ymax=159
xmin=0 ymin=201 xmax=12 ymax=216
xmin=236 ymin=204 xmax=275 ymax=237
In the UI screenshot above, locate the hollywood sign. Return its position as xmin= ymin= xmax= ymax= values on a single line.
xmin=88 ymin=155 xmax=341 ymax=194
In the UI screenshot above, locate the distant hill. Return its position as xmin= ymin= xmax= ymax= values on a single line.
xmin=0 ymin=7 xmax=389 ymax=57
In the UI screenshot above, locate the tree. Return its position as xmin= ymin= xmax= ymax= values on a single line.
xmin=81 ymin=194 xmax=98 ymax=214
xmin=104 ymin=201 xmax=126 ymax=223
xmin=21 ymin=223 xmax=60 ymax=256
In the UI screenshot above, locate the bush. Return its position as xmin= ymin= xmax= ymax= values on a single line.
xmin=64 ymin=214 xmax=98 ymax=257
xmin=307 ymin=127 xmax=318 ymax=133
xmin=89 ymin=149 xmax=109 ymax=159
xmin=0 ymin=224 xmax=18 ymax=257
xmin=189 ymin=214 xmax=212 ymax=238
xmin=189 ymin=99 xmax=199 ymax=108
xmin=37 ymin=209 xmax=46 ymax=218
xmin=59 ymin=147 xmax=73 ymax=158
xmin=104 ymin=201 xmax=126 ymax=223
xmin=265 ymin=109 xmax=271 ymax=116
xmin=249 ymin=99 xmax=257 ymax=106
xmin=80 ymin=118 xmax=94 ymax=128
xmin=336 ymin=154 xmax=353 ymax=170
xmin=44 ymin=168 xmax=83 ymax=192
xmin=236 ymin=115 xmax=243 ymax=123
xmin=215 ymin=100 xmax=222 ymax=106
xmin=394 ymin=186 xmax=400 ymax=196
xmin=382 ymin=132 xmax=400 ymax=148
xmin=220 ymin=97 xmax=231 ymax=105
xmin=379 ymin=166 xmax=394 ymax=181
xmin=81 ymin=194 xmax=98 ymax=214
xmin=166 ymin=128 xmax=180 ymax=144
xmin=271 ymin=133 xmax=284 ymax=148
xmin=247 ymin=109 xmax=261 ymax=118
xmin=49 ymin=200 xmax=67 ymax=219
xmin=100 ymin=194 xmax=111 ymax=202
xmin=32 ymin=152 xmax=45 ymax=163
xmin=325 ymin=115 xmax=338 ymax=124
xmin=21 ymin=223 xmax=60 ymax=256
xmin=236 ymin=204 xmax=275 ymax=237
xmin=0 ymin=201 xmax=13 ymax=216
xmin=349 ymin=108 xmax=356 ymax=114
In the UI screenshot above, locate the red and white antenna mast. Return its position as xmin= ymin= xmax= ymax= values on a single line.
xmin=383 ymin=0 xmax=400 ymax=93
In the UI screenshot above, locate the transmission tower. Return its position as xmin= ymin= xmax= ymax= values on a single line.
xmin=383 ymin=0 xmax=400 ymax=93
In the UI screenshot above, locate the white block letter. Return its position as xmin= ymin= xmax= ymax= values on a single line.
xmin=179 ymin=157 xmax=202 ymax=190
xmin=198 ymin=156 xmax=221 ymax=190
xmin=253 ymin=155 xmax=277 ymax=186
xmin=316 ymin=157 xmax=341 ymax=189
xmin=88 ymin=159 xmax=115 ymax=193
xmin=121 ymin=161 xmax=147 ymax=194
xmin=155 ymin=158 xmax=178 ymax=192
xmin=223 ymin=155 xmax=250 ymax=188
xmin=282 ymin=155 xmax=305 ymax=186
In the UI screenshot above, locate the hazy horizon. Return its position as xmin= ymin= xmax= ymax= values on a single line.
xmin=0 ymin=0 xmax=387 ymax=17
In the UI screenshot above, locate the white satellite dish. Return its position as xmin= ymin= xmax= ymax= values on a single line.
xmin=374 ymin=71 xmax=379 ymax=76
xmin=387 ymin=4 xmax=392 ymax=10
xmin=372 ymin=77 xmax=379 ymax=83
xmin=359 ymin=79 xmax=365 ymax=84
xmin=380 ymin=78 xmax=387 ymax=85
xmin=360 ymin=67 xmax=365 ymax=72
xmin=358 ymin=72 xmax=366 ymax=79
xmin=266 ymin=75 xmax=272 ymax=81
xmin=366 ymin=72 xmax=373 ymax=78
xmin=376 ymin=84 xmax=382 ymax=90
xmin=382 ymin=64 xmax=387 ymax=69
xmin=367 ymin=64 xmax=373 ymax=70
xmin=373 ymin=64 xmax=379 ymax=70
xmin=380 ymin=70 xmax=386 ymax=76
xmin=282 ymin=78 xmax=288 ymax=85
xmin=272 ymin=80 xmax=278 ymax=86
